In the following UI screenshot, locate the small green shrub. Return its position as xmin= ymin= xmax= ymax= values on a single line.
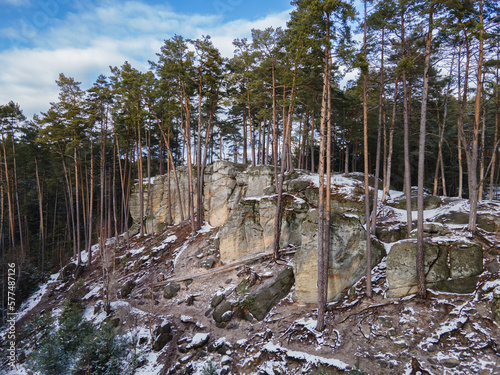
xmin=25 ymin=296 xmax=134 ymax=375
xmin=202 ymin=360 xmax=219 ymax=375
xmin=235 ymin=280 xmax=255 ymax=308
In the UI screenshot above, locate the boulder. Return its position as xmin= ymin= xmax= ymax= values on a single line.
xmin=449 ymin=242 xmax=483 ymax=279
xmin=409 ymin=223 xmax=451 ymax=239
xmin=153 ymin=323 xmax=173 ymax=351
xmin=386 ymin=239 xmax=483 ymax=297
xmin=246 ymin=268 xmax=295 ymax=321
xmin=60 ymin=263 xmax=77 ymax=282
xmin=435 ymin=210 xmax=497 ymax=232
xmin=187 ymin=333 xmax=210 ymax=350
xmin=388 ymin=195 xmax=442 ymax=211
xmin=211 ymin=293 xmax=225 ymax=308
xmin=492 ymin=287 xmax=500 ymax=324
xmin=163 ymin=282 xmax=181 ymax=299
xmin=199 ymin=258 xmax=215 ymax=269
xmin=74 ymin=264 xmax=85 ymax=279
xmin=120 ymin=279 xmax=136 ymax=298
xmin=212 ymin=300 xmax=233 ymax=323
xmin=376 ymin=224 xmax=408 ymax=243
xmin=294 ymin=210 xmax=386 ymax=303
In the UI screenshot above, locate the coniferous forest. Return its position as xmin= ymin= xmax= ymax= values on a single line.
xmin=1 ymin=0 xmax=500 ymax=325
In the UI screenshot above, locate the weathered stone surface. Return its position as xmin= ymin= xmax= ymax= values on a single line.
xmin=218 ymin=194 xmax=309 ymax=263
xmin=449 ymin=242 xmax=483 ymax=279
xmin=74 ymin=264 xmax=85 ymax=279
xmin=163 ymin=282 xmax=181 ymax=299
xmin=120 ymin=279 xmax=136 ymax=298
xmin=218 ymin=197 xmax=275 ymax=262
xmin=492 ymin=287 xmax=500 ymax=324
xmin=199 ymin=258 xmax=215 ymax=269
xmin=212 ymin=300 xmax=233 ymax=323
xmin=389 ymin=195 xmax=443 ymax=211
xmin=130 ymin=162 xmax=385 ymax=304
xmin=487 ymin=261 xmax=500 ymax=274
xmin=376 ymin=224 xmax=408 ymax=243
xmin=441 ymin=358 xmax=460 ymax=368
xmin=387 ymin=239 xmax=483 ymax=297
xmin=433 ymin=276 xmax=479 ymax=294
xmin=387 ymin=240 xmax=447 ymax=297
xmin=204 ymin=161 xmax=246 ymax=227
xmin=294 ymin=210 xmax=386 ymax=303
xmin=246 ymin=268 xmax=295 ymax=321
xmin=436 ymin=209 xmax=497 ymax=232
xmin=211 ymin=293 xmax=225 ymax=308
xmin=59 ymin=263 xmax=77 ymax=282
xmin=187 ymin=333 xmax=210 ymax=350
xmin=153 ymin=323 xmax=172 ymax=351
xmin=409 ymin=223 xmax=451 ymax=239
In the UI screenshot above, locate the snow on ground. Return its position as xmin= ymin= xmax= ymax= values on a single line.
xmin=173 ymin=241 xmax=190 ymax=268
xmin=190 ymin=333 xmax=210 ymax=346
xmin=129 ymin=246 xmax=145 ymax=256
xmin=262 ymin=342 xmax=350 ymax=370
xmin=13 ymin=272 xmax=60 ymax=322
xmin=151 ymin=234 xmax=178 ymax=253
xmin=83 ymin=284 xmax=101 ymax=300
xmin=198 ymin=222 xmax=214 ymax=234
xmin=134 ymin=350 xmax=163 ymax=375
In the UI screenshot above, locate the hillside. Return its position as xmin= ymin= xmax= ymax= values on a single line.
xmin=2 ymin=165 xmax=500 ymax=375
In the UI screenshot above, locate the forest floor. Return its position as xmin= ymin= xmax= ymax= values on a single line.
xmin=2 ymin=193 xmax=500 ymax=375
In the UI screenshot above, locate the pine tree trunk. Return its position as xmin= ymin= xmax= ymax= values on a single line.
xmin=416 ymin=6 xmax=433 ymax=300
xmin=311 ymin=107 xmax=316 ymax=173
xmin=363 ymin=0 xmax=372 ymax=298
xmin=384 ymin=95 xmax=395 ymax=202
xmin=468 ymin=1 xmax=484 ymax=232
xmin=371 ymin=27 xmax=385 ymax=233
xmin=0 ymin=134 xmax=15 ymax=250
xmin=490 ymin=58 xmax=499 ymax=201
xmin=35 ymin=159 xmax=45 ymax=274
xmin=316 ymin=12 xmax=330 ymax=332
xmin=401 ymin=10 xmax=412 ymax=236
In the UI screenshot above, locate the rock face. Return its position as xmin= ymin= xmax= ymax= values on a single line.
xmin=130 ymin=161 xmax=384 ymax=304
xmin=492 ymin=287 xmax=500 ymax=324
xmin=294 ymin=210 xmax=386 ymax=303
xmin=386 ymin=240 xmax=483 ymax=297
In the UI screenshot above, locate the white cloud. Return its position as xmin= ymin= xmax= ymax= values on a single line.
xmin=0 ymin=0 xmax=291 ymax=118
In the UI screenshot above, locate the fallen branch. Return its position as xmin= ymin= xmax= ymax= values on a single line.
xmin=153 ymin=251 xmax=274 ymax=285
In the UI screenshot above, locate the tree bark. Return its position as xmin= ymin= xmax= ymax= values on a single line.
xmin=316 ymin=11 xmax=330 ymax=332
xmin=401 ymin=9 xmax=413 ymax=236
xmin=363 ymin=0 xmax=372 ymax=298
xmin=416 ymin=5 xmax=433 ymax=300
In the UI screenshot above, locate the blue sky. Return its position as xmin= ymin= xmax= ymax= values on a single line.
xmin=0 ymin=0 xmax=292 ymax=118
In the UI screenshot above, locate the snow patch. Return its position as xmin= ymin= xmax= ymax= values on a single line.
xmin=263 ymin=342 xmax=349 ymax=370
xmin=198 ymin=222 xmax=214 ymax=234
xmin=191 ymin=333 xmax=210 ymax=346
xmin=129 ymin=246 xmax=145 ymax=256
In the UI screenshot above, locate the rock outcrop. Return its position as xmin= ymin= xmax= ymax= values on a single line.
xmin=130 ymin=161 xmax=385 ymax=304
xmin=386 ymin=239 xmax=483 ymax=297
xmin=294 ymin=210 xmax=385 ymax=303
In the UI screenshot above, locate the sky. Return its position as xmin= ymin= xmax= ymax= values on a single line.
xmin=0 ymin=0 xmax=293 ymax=119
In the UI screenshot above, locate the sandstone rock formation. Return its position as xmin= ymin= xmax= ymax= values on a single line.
xmin=386 ymin=239 xmax=483 ymax=297
xmin=130 ymin=161 xmax=385 ymax=304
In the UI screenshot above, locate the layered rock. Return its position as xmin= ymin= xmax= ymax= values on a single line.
xmin=130 ymin=161 xmax=384 ymax=304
